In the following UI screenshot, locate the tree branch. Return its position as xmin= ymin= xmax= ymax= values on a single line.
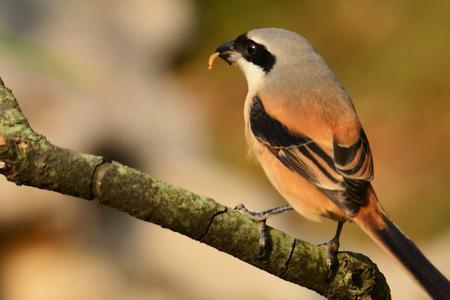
xmin=0 ymin=77 xmax=390 ymax=299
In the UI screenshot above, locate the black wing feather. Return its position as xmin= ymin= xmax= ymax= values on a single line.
xmin=250 ymin=96 xmax=373 ymax=215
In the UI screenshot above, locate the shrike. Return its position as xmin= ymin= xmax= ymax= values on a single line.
xmin=209 ymin=28 xmax=449 ymax=298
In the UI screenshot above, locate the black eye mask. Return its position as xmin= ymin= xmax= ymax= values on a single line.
xmin=233 ymin=34 xmax=276 ymax=73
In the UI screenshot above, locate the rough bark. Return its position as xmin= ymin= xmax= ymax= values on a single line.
xmin=0 ymin=77 xmax=390 ymax=299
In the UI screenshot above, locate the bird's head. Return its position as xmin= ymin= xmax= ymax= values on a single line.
xmin=209 ymin=28 xmax=328 ymax=92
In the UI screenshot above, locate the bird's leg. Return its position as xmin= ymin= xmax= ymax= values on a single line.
xmin=234 ymin=203 xmax=293 ymax=257
xmin=320 ymin=220 xmax=345 ymax=280
xmin=234 ymin=203 xmax=293 ymax=221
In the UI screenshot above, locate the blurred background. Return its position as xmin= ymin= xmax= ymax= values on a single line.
xmin=0 ymin=1 xmax=449 ymax=299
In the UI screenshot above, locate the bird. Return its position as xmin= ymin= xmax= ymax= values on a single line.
xmin=208 ymin=28 xmax=450 ymax=299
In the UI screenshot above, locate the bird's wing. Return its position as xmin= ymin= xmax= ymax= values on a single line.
xmin=250 ymin=96 xmax=373 ymax=215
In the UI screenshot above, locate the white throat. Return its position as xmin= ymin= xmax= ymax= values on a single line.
xmin=237 ymin=59 xmax=265 ymax=92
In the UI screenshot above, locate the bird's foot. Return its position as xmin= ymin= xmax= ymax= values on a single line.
xmin=319 ymin=237 xmax=340 ymax=281
xmin=235 ymin=203 xmax=271 ymax=258
xmin=234 ymin=203 xmax=293 ymax=258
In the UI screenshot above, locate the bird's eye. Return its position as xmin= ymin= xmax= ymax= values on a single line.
xmin=246 ymin=43 xmax=257 ymax=56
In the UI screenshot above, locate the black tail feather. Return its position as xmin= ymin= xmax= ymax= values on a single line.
xmin=373 ymin=214 xmax=450 ymax=299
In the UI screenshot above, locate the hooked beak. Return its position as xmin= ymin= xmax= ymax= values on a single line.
xmin=216 ymin=40 xmax=235 ymax=65
xmin=208 ymin=40 xmax=239 ymax=70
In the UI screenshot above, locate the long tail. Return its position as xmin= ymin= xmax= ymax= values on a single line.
xmin=353 ymin=186 xmax=450 ymax=299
